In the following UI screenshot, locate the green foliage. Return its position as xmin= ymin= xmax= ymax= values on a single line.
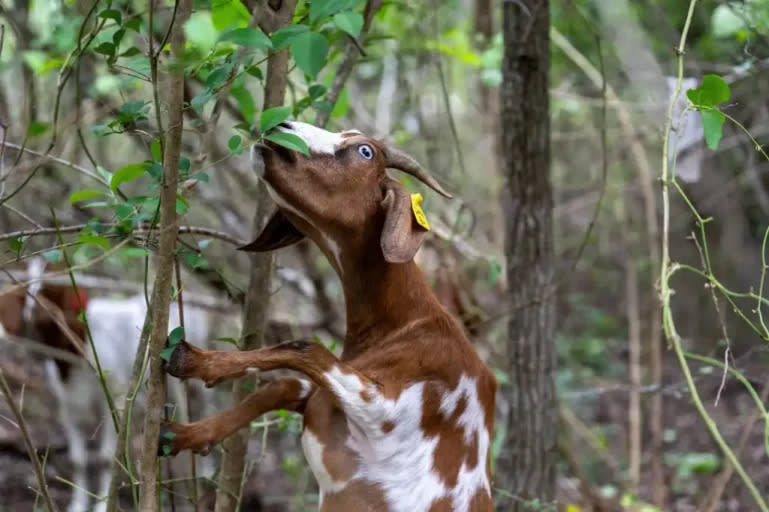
xmin=290 ymin=32 xmax=329 ymax=78
xmin=110 ymin=163 xmax=147 ymax=191
xmin=333 ymin=11 xmax=364 ymax=37
xmin=260 ymin=106 xmax=292 ymax=133
xmin=265 ymin=132 xmax=310 ymax=156
xmin=686 ymin=74 xmax=731 ymax=150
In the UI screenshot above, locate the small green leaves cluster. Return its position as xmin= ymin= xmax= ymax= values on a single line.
xmin=159 ymin=326 xmax=186 ymax=362
xmin=686 ymin=74 xmax=730 ymax=150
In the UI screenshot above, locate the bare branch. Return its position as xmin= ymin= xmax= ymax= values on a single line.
xmin=0 ymin=370 xmax=58 ymax=512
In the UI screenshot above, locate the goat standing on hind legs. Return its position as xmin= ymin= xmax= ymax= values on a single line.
xmin=159 ymin=122 xmax=496 ymax=512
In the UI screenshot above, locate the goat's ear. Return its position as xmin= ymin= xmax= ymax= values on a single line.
xmin=380 ymin=180 xmax=428 ymax=263
xmin=238 ymin=210 xmax=305 ymax=252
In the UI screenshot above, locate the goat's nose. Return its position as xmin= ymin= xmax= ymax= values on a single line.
xmin=277 ymin=121 xmax=293 ymax=130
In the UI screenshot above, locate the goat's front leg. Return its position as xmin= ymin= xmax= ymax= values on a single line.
xmin=165 ymin=340 xmax=386 ymax=427
xmin=159 ymin=376 xmax=312 ymax=456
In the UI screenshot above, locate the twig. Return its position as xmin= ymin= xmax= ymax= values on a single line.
xmin=1 ymin=141 xmax=107 ymax=185
xmin=52 ymin=212 xmax=120 ymax=431
xmin=174 ymin=257 xmax=200 ymax=512
xmin=0 ymin=370 xmax=59 ymax=512
xmin=690 ymin=231 xmax=732 ymax=406
xmin=0 ymin=223 xmax=245 ymax=246
xmin=138 ymin=0 xmax=191 ymax=508
xmin=1 ymin=203 xmax=43 ymax=228
xmin=699 ymin=375 xmax=769 ymax=512
xmin=659 ymin=2 xmax=769 ymax=510
xmin=315 ymin=0 xmax=382 ymax=127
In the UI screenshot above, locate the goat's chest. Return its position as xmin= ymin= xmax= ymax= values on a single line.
xmin=300 ymin=377 xmax=492 ymax=512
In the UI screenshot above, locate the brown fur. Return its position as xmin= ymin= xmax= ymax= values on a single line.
xmin=161 ymin=126 xmax=496 ymax=511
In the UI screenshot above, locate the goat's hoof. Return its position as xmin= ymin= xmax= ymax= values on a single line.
xmin=158 ymin=422 xmax=213 ymax=457
xmin=163 ymin=340 xmax=196 ymax=380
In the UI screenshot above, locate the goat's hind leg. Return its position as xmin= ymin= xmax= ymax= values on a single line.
xmin=158 ymin=376 xmax=312 ymax=456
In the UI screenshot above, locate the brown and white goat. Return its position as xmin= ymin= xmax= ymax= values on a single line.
xmin=160 ymin=122 xmax=497 ymax=512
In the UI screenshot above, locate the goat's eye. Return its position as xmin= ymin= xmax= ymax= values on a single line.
xmin=357 ymin=144 xmax=374 ymax=160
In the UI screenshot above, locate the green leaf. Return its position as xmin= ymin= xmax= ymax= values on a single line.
xmin=69 ymin=189 xmax=105 ymax=204
xmin=228 ymin=135 xmax=242 ymax=153
xmin=78 ymin=234 xmax=111 ymax=250
xmin=215 ymin=336 xmax=240 ymax=347
xmin=686 ymin=74 xmax=730 ymax=108
xmin=260 ymin=106 xmax=292 ymax=133
xmin=230 ymin=86 xmax=256 ymax=123
xmin=331 ymin=86 xmax=349 ymax=118
xmin=94 ymin=42 xmax=116 ymax=57
xmin=309 ymin=0 xmax=364 ymax=23
xmin=212 ymin=0 xmax=250 ymax=30
xmin=184 ymin=12 xmax=218 ymax=52
xmin=110 ymin=163 xmax=146 ymax=191
xmin=120 ymin=46 xmax=142 ymax=57
xmin=160 ymin=346 xmax=176 ymax=362
xmin=219 ymin=27 xmax=273 ymax=49
xmin=8 ymin=236 xmax=27 ymax=254
xmin=308 ymin=84 xmax=326 ymax=100
xmin=168 ymin=326 xmax=185 ymax=346
xmin=151 ymin=138 xmax=162 ymax=161
xmin=333 ymin=11 xmax=363 ymax=37
xmin=163 ymin=431 xmax=177 ymax=440
xmin=265 ymin=132 xmax=310 ymax=156
xmin=290 ymin=31 xmax=329 ymax=78
xmin=206 ymin=65 xmax=232 ymax=89
xmin=176 ymin=195 xmax=189 ymax=214
xmin=189 ymin=172 xmax=210 ymax=183
xmin=271 ymin=24 xmax=309 ymax=49
xmin=125 ymin=18 xmax=142 ymax=32
xmin=43 ymin=249 xmax=63 ymax=263
xmin=176 ymin=247 xmax=209 ymax=269
xmin=98 ymin=8 xmax=122 ymax=25
xmin=701 ymin=109 xmax=726 ymax=150
xmin=27 ymin=121 xmax=50 ymax=137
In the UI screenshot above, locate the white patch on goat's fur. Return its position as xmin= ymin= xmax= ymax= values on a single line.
xmin=278 ymin=121 xmax=358 ymax=155
xmin=439 ymin=375 xmax=492 ymax=510
xmin=301 ymin=428 xmax=348 ymax=500
xmin=310 ymin=367 xmax=492 ymax=511
xmin=298 ymin=378 xmax=313 ymax=399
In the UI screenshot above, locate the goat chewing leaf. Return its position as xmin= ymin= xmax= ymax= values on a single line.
xmin=159 ymin=346 xmax=176 ymax=362
xmin=265 ymin=132 xmax=310 ymax=156
xmin=168 ymin=327 xmax=185 ymax=346
xmin=260 ymin=106 xmax=291 ymax=133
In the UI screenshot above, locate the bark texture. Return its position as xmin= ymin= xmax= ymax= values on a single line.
xmin=137 ymin=0 xmax=192 ymax=509
xmin=213 ymin=2 xmax=296 ymax=510
xmin=498 ymin=0 xmax=557 ymax=508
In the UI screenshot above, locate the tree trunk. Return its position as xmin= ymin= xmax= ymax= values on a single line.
xmin=498 ymin=0 xmax=557 ymax=509
xmin=213 ymin=3 xmax=296 ymax=511
xmin=138 ymin=0 xmax=192 ymax=509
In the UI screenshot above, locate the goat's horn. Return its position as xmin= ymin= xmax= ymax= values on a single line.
xmin=384 ymin=147 xmax=453 ymax=199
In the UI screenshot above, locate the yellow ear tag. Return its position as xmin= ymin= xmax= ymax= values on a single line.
xmin=410 ymin=193 xmax=431 ymax=231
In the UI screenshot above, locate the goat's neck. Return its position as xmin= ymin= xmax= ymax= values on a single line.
xmin=336 ymin=255 xmax=440 ymax=359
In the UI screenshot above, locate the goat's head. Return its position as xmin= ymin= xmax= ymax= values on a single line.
xmin=241 ymin=122 xmax=451 ymax=267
